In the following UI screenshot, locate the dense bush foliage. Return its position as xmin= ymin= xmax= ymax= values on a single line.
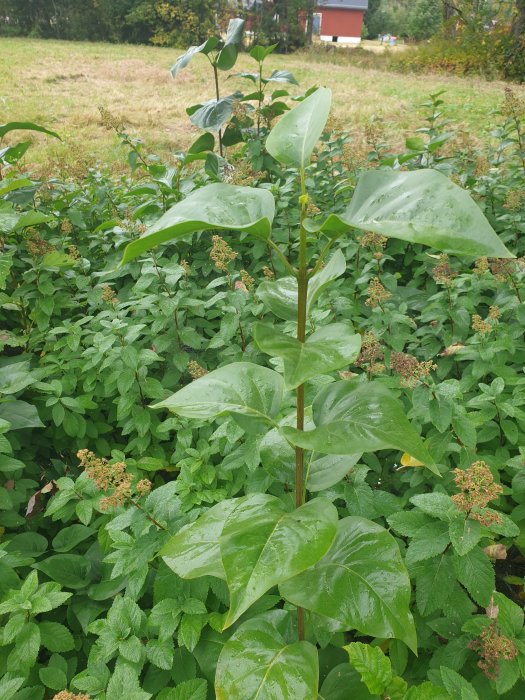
xmin=1 ymin=45 xmax=525 ymax=699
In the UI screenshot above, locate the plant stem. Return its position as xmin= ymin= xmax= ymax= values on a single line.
xmin=295 ymin=169 xmax=309 ymax=642
xmin=212 ymin=63 xmax=224 ymax=157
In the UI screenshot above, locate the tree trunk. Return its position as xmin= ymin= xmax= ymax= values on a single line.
xmin=511 ymin=0 xmax=525 ymax=38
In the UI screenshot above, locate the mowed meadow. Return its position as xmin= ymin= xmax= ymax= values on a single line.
xmin=2 ymin=37 xmax=525 ymax=170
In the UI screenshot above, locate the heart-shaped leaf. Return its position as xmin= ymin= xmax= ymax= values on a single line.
xmin=282 ymin=379 xmax=437 ymax=473
xmin=121 ymin=184 xmax=274 ymax=264
xmin=256 ymin=249 xmax=345 ymax=321
xmin=215 ymin=611 xmax=318 ymax=700
xmin=254 ymin=322 xmax=361 ymax=389
xmin=280 ymin=517 xmax=417 ymax=652
xmin=153 ymin=362 xmax=284 ymax=430
xmin=220 ymin=494 xmax=338 ymax=627
xmin=188 ymin=94 xmax=240 ymax=132
xmin=160 ymin=499 xmax=239 ymax=580
xmin=308 ymin=170 xmax=513 ymax=258
xmin=266 ymin=87 xmax=331 ymax=168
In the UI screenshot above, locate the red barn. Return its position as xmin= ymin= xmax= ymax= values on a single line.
xmin=316 ymin=0 xmax=368 ymax=44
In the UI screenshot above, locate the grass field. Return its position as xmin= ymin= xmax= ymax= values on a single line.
xmin=1 ymin=37 xmax=525 ymax=172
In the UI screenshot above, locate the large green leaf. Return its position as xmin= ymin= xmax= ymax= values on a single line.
xmin=266 ymin=87 xmax=332 ymax=168
xmin=188 ymin=94 xmax=239 ymax=132
xmin=254 ymin=322 xmax=361 ymax=390
xmin=282 ymin=379 xmax=437 ymax=473
xmin=280 ymin=517 xmax=417 ymax=652
xmin=160 ymin=499 xmax=239 ymax=580
xmin=221 ymin=494 xmax=338 ymax=627
xmin=256 ymin=249 xmax=346 ymax=321
xmin=215 ymin=611 xmax=319 ymax=700
xmin=309 ymin=170 xmax=513 ymax=258
xmin=260 ymin=418 xmax=361 ymax=492
xmin=170 ymin=37 xmax=220 ymax=78
xmin=121 ymin=184 xmax=274 ymax=264
xmin=216 ymin=18 xmax=245 ymax=70
xmin=0 ymin=121 xmax=61 ymax=140
xmin=153 ymin=362 xmax=284 ymax=431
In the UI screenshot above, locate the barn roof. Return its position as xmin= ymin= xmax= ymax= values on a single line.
xmin=316 ymin=0 xmax=369 ymax=9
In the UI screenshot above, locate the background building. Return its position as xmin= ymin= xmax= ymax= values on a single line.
xmin=316 ymin=0 xmax=368 ymax=43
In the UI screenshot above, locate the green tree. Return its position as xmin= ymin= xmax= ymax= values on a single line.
xmin=407 ymin=0 xmax=443 ymax=39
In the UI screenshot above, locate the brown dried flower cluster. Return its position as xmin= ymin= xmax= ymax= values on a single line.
xmin=452 ymin=460 xmax=503 ymax=526
xmin=179 ymin=259 xmax=190 ymax=275
xmin=473 ymin=155 xmax=490 ymax=177
xmin=488 ymin=305 xmax=501 ymax=320
xmin=501 ymin=86 xmax=525 ymax=121
xmin=26 ymin=230 xmax=55 ymax=257
xmin=187 ymin=360 xmax=208 ymax=380
xmin=471 ymin=313 xmax=493 ymax=336
xmin=136 ymin=479 xmax=152 ymax=496
xmin=356 ymin=331 xmax=385 ymax=376
xmin=101 ymin=284 xmax=117 ymax=305
xmin=469 ymin=619 xmax=518 ymax=680
xmin=53 ymin=690 xmax=90 ymax=700
xmin=390 ymin=352 xmax=437 ymax=388
xmin=364 ymin=118 xmax=384 ymax=148
xmin=489 ymin=257 xmax=517 ymax=281
xmin=68 ymin=245 xmax=80 ymax=261
xmin=474 ymin=257 xmax=490 ymax=275
xmin=365 ymin=277 xmax=391 ymax=308
xmin=77 ymin=449 xmax=151 ymax=511
xmin=228 ymin=160 xmax=261 ymax=186
xmin=503 ymin=188 xmax=525 ymax=211
xmin=60 ymin=219 xmax=73 ymax=234
xmin=432 ymin=254 xmax=457 ymax=286
xmin=99 ymin=105 xmax=125 ymax=133
xmin=262 ymin=266 xmax=274 ymax=278
xmin=210 ymin=235 xmax=237 ymax=272
xmin=240 ymin=269 xmax=254 ymax=292
xmin=358 ymin=231 xmax=388 ymax=251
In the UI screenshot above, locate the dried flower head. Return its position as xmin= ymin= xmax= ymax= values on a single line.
xmin=240 ymin=269 xmax=254 ymax=292
xmin=390 ymin=352 xmax=437 ymax=388
xmin=136 ymin=479 xmax=152 ymax=496
xmin=99 ymin=105 xmax=125 ymax=132
xmin=26 ymin=230 xmax=55 ymax=257
xmin=67 ymin=245 xmax=80 ymax=261
xmin=473 ymin=155 xmax=490 ymax=177
xmin=432 ymin=254 xmax=457 ymax=286
xmin=356 ymin=331 xmax=385 ymax=376
xmin=365 ymin=277 xmax=391 ymax=308
xmin=503 ymin=188 xmax=525 ymax=211
xmin=474 ymin=257 xmax=490 ymax=275
xmin=358 ymin=231 xmax=388 ymax=251
xmin=210 ymin=235 xmax=237 ymax=272
xmin=262 ymin=266 xmax=274 ymax=278
xmin=364 ymin=118 xmax=384 ymax=148
xmin=101 ymin=284 xmax=117 ymax=305
xmin=489 ymin=257 xmax=516 ymax=281
xmin=53 ymin=692 xmax=90 ymax=700
xmin=469 ymin=619 xmax=518 ymax=680
xmin=179 ymin=259 xmax=190 ymax=275
xmin=483 ymin=544 xmax=507 ymax=561
xmin=452 ymin=460 xmax=503 ymax=526
xmin=77 ymin=449 xmax=133 ymax=510
xmin=488 ymin=305 xmax=501 ymax=321
xmin=471 ymin=314 xmax=493 ymax=336
xmin=501 ymin=86 xmax=525 ymax=121
xmin=60 ymin=219 xmax=73 ymax=234
xmin=187 ymin=360 xmax=208 ymax=380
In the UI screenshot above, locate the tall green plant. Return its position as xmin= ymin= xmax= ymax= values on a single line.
xmin=120 ymin=88 xmax=513 ymax=698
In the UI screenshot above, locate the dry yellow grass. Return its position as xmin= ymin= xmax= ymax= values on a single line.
xmin=1 ymin=37 xmax=524 ymax=172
